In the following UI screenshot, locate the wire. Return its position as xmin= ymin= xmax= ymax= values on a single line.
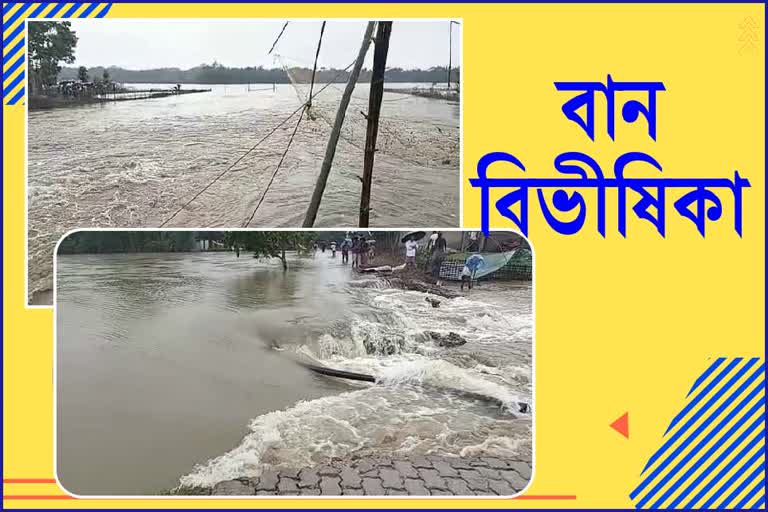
xmin=242 ymin=106 xmax=306 ymax=227
xmin=158 ymin=60 xmax=359 ymax=228
xmin=159 ymin=105 xmax=304 ymax=227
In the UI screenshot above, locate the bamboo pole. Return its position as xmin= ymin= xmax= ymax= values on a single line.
xmin=302 ymin=21 xmax=376 ymax=228
xmin=307 ymin=21 xmax=326 ymax=110
xmin=358 ymin=21 xmax=392 ymax=228
xmin=447 ymin=21 xmax=452 ymax=89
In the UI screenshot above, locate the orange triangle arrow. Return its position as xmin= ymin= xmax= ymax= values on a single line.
xmin=610 ymin=412 xmax=629 ymax=439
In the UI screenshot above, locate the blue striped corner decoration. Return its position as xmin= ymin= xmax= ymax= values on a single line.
xmin=630 ymin=357 xmax=766 ymax=509
xmin=2 ymin=2 xmax=113 ymax=106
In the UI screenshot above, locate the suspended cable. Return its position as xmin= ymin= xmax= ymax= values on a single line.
xmin=159 ymin=106 xmax=304 ymax=227
xmin=242 ymin=106 xmax=306 ymax=227
xmin=158 ymin=60 xmax=358 ymax=227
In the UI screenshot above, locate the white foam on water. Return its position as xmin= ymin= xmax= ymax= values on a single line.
xmin=179 ymin=279 xmax=532 ymax=488
xmin=375 ymin=359 xmax=526 ymax=410
xmin=179 ymin=390 xmax=370 ymax=488
xmin=315 ymin=332 xmax=367 ymax=359
xmin=180 ymin=384 xmax=529 ymax=489
xmin=459 ymin=435 xmax=528 ymax=458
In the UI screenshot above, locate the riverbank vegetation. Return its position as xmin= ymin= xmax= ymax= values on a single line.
xmin=28 ymin=21 xmax=78 ymax=96
xmin=224 ymin=232 xmax=317 ymax=270
xmin=58 ymin=231 xmax=202 ymax=254
xmin=57 ymin=62 xmax=461 ymax=85
xmin=57 ymin=231 xmax=320 ymax=268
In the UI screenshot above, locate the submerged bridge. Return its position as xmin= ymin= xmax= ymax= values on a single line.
xmin=95 ymin=88 xmax=212 ymax=102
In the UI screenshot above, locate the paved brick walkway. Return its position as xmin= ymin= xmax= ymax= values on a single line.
xmin=178 ymin=456 xmax=531 ymax=496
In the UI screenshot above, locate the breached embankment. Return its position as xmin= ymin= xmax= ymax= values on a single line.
xmin=176 ymin=275 xmax=532 ymax=491
xmin=354 ymin=260 xmax=462 ymax=299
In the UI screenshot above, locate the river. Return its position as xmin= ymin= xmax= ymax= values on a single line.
xmin=29 ymin=83 xmax=460 ymax=303
xmin=56 ymin=251 xmax=531 ymax=495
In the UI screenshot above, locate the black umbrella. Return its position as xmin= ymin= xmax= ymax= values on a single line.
xmin=401 ymin=231 xmax=426 ymax=243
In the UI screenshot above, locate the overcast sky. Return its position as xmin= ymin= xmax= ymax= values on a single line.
xmin=66 ymin=20 xmax=462 ymax=70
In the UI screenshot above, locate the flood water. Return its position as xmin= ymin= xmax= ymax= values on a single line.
xmin=56 ymin=251 xmax=531 ymax=495
xmin=29 ymin=83 xmax=460 ymax=302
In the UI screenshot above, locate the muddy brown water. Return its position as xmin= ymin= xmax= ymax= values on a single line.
xmin=29 ymin=83 xmax=460 ymax=303
xmin=56 ymin=251 xmax=531 ymax=495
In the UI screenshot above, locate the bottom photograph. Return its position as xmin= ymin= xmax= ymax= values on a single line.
xmin=55 ymin=230 xmax=533 ymax=497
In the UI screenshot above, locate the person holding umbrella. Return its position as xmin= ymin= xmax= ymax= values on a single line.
xmin=401 ymin=231 xmax=425 ymax=269
xmin=461 ymin=253 xmax=485 ymax=291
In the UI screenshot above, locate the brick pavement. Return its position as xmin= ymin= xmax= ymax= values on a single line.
xmin=175 ymin=455 xmax=532 ymax=496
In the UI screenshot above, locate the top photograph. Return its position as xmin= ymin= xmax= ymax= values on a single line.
xmin=26 ymin=19 xmax=462 ymax=305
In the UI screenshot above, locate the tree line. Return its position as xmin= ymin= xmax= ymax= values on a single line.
xmin=58 ymin=232 xmax=202 ymax=254
xmin=27 ymin=21 xmax=460 ymax=93
xmin=57 ymin=63 xmax=461 ymax=85
xmin=58 ymin=231 xmax=319 ymax=270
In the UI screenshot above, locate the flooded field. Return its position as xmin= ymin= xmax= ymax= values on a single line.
xmin=29 ymin=83 xmax=460 ymax=302
xmin=56 ymin=251 xmax=531 ymax=495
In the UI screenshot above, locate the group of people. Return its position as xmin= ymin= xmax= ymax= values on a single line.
xmin=405 ymin=231 xmax=484 ymax=290
xmin=314 ymin=231 xmax=484 ymax=291
xmin=404 ymin=231 xmax=448 ymax=284
xmin=313 ymin=235 xmax=373 ymax=268
xmin=344 ymin=235 xmax=374 ymax=268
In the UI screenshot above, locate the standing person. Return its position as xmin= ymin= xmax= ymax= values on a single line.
xmin=405 ymin=237 xmax=419 ymax=269
xmin=424 ymin=231 xmax=439 ymax=270
xmin=330 ymin=241 xmax=337 ymax=257
xmin=468 ymin=231 xmax=480 ymax=252
xmin=359 ymin=238 xmax=369 ymax=267
xmin=427 ymin=231 xmax=438 ymax=253
xmin=430 ymin=232 xmax=448 ymax=285
xmin=461 ymin=254 xmax=485 ymax=291
xmin=351 ymin=236 xmax=360 ymax=269
xmin=341 ymin=238 xmax=350 ymax=264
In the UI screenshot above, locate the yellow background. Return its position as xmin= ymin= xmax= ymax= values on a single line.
xmin=3 ymin=2 xmax=765 ymax=509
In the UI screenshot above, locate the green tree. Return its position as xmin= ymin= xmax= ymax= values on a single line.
xmin=77 ymin=65 xmax=88 ymax=82
xmin=224 ymin=232 xmax=316 ymax=270
xmin=27 ymin=21 xmax=78 ymax=94
xmin=102 ymin=69 xmax=110 ymax=83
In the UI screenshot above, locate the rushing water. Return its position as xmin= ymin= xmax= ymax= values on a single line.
xmin=56 ymin=251 xmax=530 ymax=495
xmin=29 ymin=83 xmax=460 ymax=302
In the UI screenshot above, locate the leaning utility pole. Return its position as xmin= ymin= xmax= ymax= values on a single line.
xmin=358 ymin=21 xmax=392 ymax=228
xmin=302 ymin=21 xmax=376 ymax=228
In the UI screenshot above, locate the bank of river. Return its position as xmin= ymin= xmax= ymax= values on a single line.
xmin=57 ymin=251 xmax=530 ymax=495
xmin=29 ymin=82 xmax=459 ymax=303
xmin=29 ymin=89 xmax=211 ymax=110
